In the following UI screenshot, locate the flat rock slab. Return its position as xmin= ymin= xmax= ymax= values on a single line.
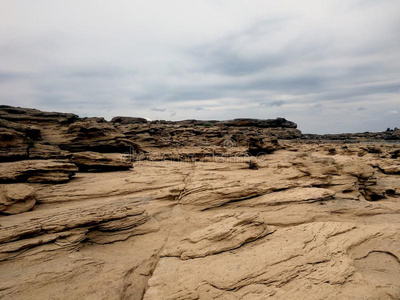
xmin=144 ymin=222 xmax=400 ymax=300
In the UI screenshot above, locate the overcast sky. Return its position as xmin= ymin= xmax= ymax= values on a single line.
xmin=0 ymin=0 xmax=399 ymax=133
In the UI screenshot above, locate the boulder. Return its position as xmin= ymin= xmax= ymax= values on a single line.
xmin=0 ymin=184 xmax=36 ymax=214
xmin=248 ymin=136 xmax=279 ymax=155
xmin=378 ymin=162 xmax=400 ymax=174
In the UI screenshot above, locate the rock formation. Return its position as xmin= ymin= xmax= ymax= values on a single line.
xmin=0 ymin=160 xmax=78 ymax=183
xmin=71 ymin=152 xmax=132 ymax=171
xmin=0 ymin=105 xmax=399 ymax=299
xmin=0 ymin=184 xmax=36 ymax=214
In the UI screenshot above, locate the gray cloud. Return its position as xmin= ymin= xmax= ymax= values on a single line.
xmin=0 ymin=0 xmax=399 ymax=133
xmin=260 ymin=100 xmax=285 ymax=107
xmin=151 ymin=108 xmax=167 ymax=112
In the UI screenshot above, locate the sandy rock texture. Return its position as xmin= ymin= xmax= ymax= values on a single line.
xmin=71 ymin=151 xmax=133 ymax=171
xmin=0 ymin=160 xmax=78 ymax=183
xmin=0 ymin=184 xmax=36 ymax=214
xmin=0 ymin=106 xmax=399 ymax=300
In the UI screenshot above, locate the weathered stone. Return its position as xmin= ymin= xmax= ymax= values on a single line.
xmin=0 ymin=106 xmax=399 ymax=300
xmin=162 ymin=213 xmax=275 ymax=259
xmin=0 ymin=160 xmax=78 ymax=183
xmin=70 ymin=152 xmax=132 ymax=171
xmin=0 ymin=184 xmax=36 ymax=214
xmin=111 ymin=116 xmax=148 ymax=124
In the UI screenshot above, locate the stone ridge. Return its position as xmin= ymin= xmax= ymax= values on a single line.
xmin=0 ymin=105 xmax=302 ymax=163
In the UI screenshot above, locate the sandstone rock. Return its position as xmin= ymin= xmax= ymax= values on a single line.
xmin=180 ymin=179 xmax=299 ymax=208
xmin=60 ymin=118 xmax=135 ymax=153
xmin=0 ymin=197 xmax=152 ymax=248
xmin=144 ymin=222 xmax=400 ymax=300
xmin=378 ymin=162 xmax=400 ymax=174
xmin=248 ymin=136 xmax=279 ymax=155
xmin=0 ymin=106 xmax=399 ymax=300
xmin=0 ymin=105 xmax=78 ymax=124
xmin=341 ymin=161 xmax=375 ymax=179
xmin=70 ymin=151 xmax=132 ymax=171
xmin=0 ymin=184 xmax=36 ymax=214
xmin=0 ymin=106 xmax=302 ymax=160
xmin=237 ymin=187 xmax=336 ymax=206
xmin=0 ymin=118 xmax=41 ymax=140
xmin=33 ymin=161 xmax=188 ymax=204
xmin=162 ymin=213 xmax=275 ymax=259
xmin=0 ymin=160 xmax=78 ymax=183
xmin=219 ymin=117 xmax=297 ymax=128
xmin=28 ymin=143 xmax=70 ymax=160
xmin=111 ymin=116 xmax=148 ymax=124
xmin=0 ymin=127 xmax=28 ymax=161
xmin=302 ymin=130 xmax=400 ymax=141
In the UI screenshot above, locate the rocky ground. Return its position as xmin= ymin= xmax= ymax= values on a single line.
xmin=0 ymin=105 xmax=399 ymax=299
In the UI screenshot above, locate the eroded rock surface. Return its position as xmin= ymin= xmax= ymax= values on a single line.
xmin=0 ymin=106 xmax=399 ymax=300
xmin=71 ymin=151 xmax=133 ymax=171
xmin=0 ymin=160 xmax=78 ymax=183
xmin=0 ymin=184 xmax=36 ymax=214
xmin=162 ymin=213 xmax=276 ymax=259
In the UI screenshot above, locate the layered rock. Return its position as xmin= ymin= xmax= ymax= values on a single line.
xmin=219 ymin=117 xmax=297 ymax=128
xmin=0 ymin=198 xmax=156 ymax=260
xmin=70 ymin=152 xmax=132 ymax=171
xmin=0 ymin=184 xmax=36 ymax=214
xmin=59 ymin=118 xmax=136 ymax=153
xmin=0 ymin=160 xmax=78 ymax=183
xmin=162 ymin=213 xmax=275 ymax=259
xmin=111 ymin=116 xmax=148 ymax=124
xmin=0 ymin=127 xmax=28 ymax=161
xmin=144 ymin=222 xmax=400 ymax=300
xmin=0 ymin=106 xmax=302 ymax=162
xmin=0 ymin=106 xmax=399 ymax=300
xmin=248 ymin=136 xmax=279 ymax=155
xmin=0 ymin=105 xmax=77 ymax=125
xmin=302 ymin=129 xmax=400 ymax=141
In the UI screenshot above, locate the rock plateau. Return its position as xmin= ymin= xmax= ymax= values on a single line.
xmin=0 ymin=105 xmax=399 ymax=300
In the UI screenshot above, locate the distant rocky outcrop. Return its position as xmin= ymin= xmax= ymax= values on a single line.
xmin=0 ymin=105 xmax=302 ymax=163
xmin=302 ymin=130 xmax=400 ymax=141
xmin=219 ymin=117 xmax=297 ymax=128
xmin=111 ymin=116 xmax=148 ymax=124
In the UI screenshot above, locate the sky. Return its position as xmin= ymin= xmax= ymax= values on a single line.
xmin=0 ymin=0 xmax=399 ymax=133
